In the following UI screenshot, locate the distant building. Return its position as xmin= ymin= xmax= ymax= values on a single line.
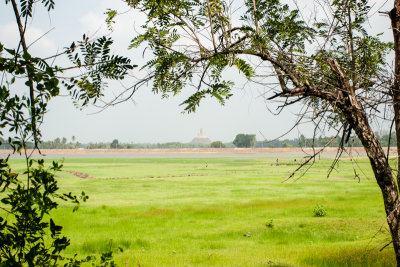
xmin=191 ymin=129 xmax=212 ymax=145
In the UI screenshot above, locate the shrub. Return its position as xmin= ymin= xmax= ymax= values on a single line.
xmin=313 ymin=204 xmax=327 ymax=217
xmin=265 ymin=219 xmax=274 ymax=228
xmin=211 ymin=141 xmax=226 ymax=148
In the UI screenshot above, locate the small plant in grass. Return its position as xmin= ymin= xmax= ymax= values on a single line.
xmin=265 ymin=219 xmax=274 ymax=228
xmin=313 ymin=204 xmax=327 ymax=217
xmin=299 ymin=223 xmax=306 ymax=228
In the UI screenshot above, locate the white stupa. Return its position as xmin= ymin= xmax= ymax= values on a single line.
xmin=191 ymin=128 xmax=212 ymax=145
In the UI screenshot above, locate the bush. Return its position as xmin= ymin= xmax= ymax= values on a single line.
xmin=211 ymin=141 xmax=226 ymax=148
xmin=313 ymin=204 xmax=327 ymax=217
xmin=265 ymin=219 xmax=274 ymax=228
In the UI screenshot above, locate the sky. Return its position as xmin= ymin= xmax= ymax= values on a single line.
xmin=0 ymin=0 xmax=394 ymax=144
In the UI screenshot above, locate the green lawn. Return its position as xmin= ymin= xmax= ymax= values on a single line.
xmin=8 ymin=156 xmax=397 ymax=266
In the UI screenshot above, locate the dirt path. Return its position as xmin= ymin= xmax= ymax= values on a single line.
xmin=65 ymin=170 xmax=94 ymax=179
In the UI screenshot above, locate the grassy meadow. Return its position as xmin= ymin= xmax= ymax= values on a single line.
xmin=7 ymin=156 xmax=397 ymax=266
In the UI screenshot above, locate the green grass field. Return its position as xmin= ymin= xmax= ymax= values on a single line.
xmin=8 ymin=156 xmax=397 ymax=266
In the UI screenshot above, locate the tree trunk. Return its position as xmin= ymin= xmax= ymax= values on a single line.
xmin=389 ymin=3 xmax=400 ymax=264
xmin=341 ymin=96 xmax=400 ymax=265
xmin=391 ymin=2 xmax=400 ymax=187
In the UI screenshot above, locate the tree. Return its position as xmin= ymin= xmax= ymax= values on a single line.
xmin=62 ymin=137 xmax=67 ymax=149
xmin=233 ymin=134 xmax=256 ymax=148
xmin=299 ymin=134 xmax=306 ymax=147
xmin=111 ymin=139 xmax=119 ymax=149
xmin=54 ymin=137 xmax=61 ymax=147
xmin=72 ymin=136 xmax=76 ymax=148
xmin=0 ymin=0 xmax=134 ymax=265
xmin=211 ymin=141 xmax=226 ymax=148
xmin=114 ymin=0 xmax=400 ymax=263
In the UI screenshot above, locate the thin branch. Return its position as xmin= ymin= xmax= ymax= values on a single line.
xmin=387 ymin=118 xmax=395 ymax=161
xmin=10 ymin=0 xmax=39 ymax=149
xmin=282 ymin=130 xmax=342 ymax=183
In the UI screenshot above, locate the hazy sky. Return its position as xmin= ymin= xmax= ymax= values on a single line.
xmin=0 ymin=0 xmax=393 ymax=143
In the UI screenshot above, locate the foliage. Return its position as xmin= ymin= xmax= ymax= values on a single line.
xmin=210 ymin=141 xmax=226 ymax=148
xmin=265 ymin=219 xmax=274 ymax=228
xmin=233 ymin=134 xmax=256 ymax=148
xmin=313 ymin=204 xmax=327 ymax=217
xmin=0 ymin=158 xmax=87 ymax=266
xmin=111 ymin=139 xmax=119 ymax=149
xmin=63 ymin=35 xmax=135 ymax=106
xmin=119 ymin=0 xmax=392 ymax=134
xmin=0 ymin=0 xmax=135 ymax=265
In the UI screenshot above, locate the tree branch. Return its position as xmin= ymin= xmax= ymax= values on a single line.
xmin=10 ymin=0 xmax=38 ymax=148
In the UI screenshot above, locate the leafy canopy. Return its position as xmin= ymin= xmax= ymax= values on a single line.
xmin=113 ymin=0 xmax=391 ymax=130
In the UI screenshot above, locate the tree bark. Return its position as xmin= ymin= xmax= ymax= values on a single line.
xmin=342 ymin=99 xmax=400 ymax=265
xmin=325 ymin=49 xmax=400 ymax=264
xmin=391 ymin=2 xmax=400 ymax=187
xmin=389 ymin=0 xmax=400 ymax=184
xmin=390 ymin=3 xmax=400 ymax=264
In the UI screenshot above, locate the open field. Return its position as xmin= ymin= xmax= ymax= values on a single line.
xmin=6 ymin=156 xmax=398 ymax=266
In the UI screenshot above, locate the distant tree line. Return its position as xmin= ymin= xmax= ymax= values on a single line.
xmin=259 ymin=132 xmax=396 ymax=148
xmin=0 ymin=137 xmax=80 ymax=149
xmin=0 ymin=132 xmax=396 ymax=150
xmin=87 ymin=141 xmax=212 ymax=149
